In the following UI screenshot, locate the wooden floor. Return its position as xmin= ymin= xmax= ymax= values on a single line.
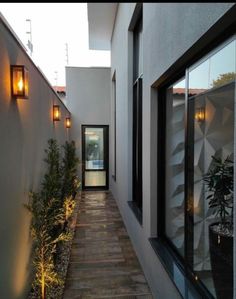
xmin=63 ymin=191 xmax=153 ymax=299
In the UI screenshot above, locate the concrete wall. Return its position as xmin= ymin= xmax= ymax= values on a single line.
xmin=109 ymin=3 xmax=235 ymax=299
xmin=0 ymin=14 xmax=71 ymax=299
xmin=65 ymin=67 xmax=111 ymax=179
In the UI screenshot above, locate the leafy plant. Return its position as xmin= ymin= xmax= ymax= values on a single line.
xmin=62 ymin=195 xmax=77 ymax=232
xmin=42 ymin=139 xmax=62 ymax=209
xmin=212 ymin=72 xmax=236 ymax=88
xmin=25 ymin=193 xmax=71 ymax=299
xmin=26 ymin=139 xmax=80 ymax=299
xmin=203 ymin=155 xmax=234 ymax=231
xmin=86 ymin=140 xmax=99 ymax=160
xmin=61 ymin=140 xmax=80 ymax=200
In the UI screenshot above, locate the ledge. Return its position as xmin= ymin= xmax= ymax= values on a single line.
xmin=128 ymin=201 xmax=142 ymax=225
xmin=149 ymin=237 xmax=214 ymax=299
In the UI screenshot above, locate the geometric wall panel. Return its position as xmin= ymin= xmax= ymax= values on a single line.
xmin=166 ymin=93 xmax=185 ymax=256
xmin=193 ymin=82 xmax=234 ymax=272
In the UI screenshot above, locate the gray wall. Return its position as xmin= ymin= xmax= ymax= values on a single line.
xmin=65 ymin=67 xmax=111 ymax=180
xmin=109 ymin=3 xmax=235 ymax=299
xmin=0 ymin=15 xmax=71 ymax=299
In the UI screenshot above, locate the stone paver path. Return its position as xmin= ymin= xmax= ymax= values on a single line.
xmin=63 ymin=191 xmax=153 ymax=299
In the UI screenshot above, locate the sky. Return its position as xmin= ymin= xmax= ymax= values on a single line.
xmin=0 ymin=3 xmax=110 ymax=86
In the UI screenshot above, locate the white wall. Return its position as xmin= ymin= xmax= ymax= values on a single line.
xmin=109 ymin=3 xmax=235 ymax=299
xmin=66 ymin=67 xmax=111 ymax=180
xmin=0 ymin=15 xmax=71 ymax=299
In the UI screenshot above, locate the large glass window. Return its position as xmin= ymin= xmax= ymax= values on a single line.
xmin=82 ymin=126 xmax=109 ymax=189
xmin=189 ymin=39 xmax=235 ymax=298
xmin=132 ymin=11 xmax=143 ymax=214
xmin=165 ymin=78 xmax=186 ymax=256
xmin=112 ymin=72 xmax=117 ymax=180
xmin=163 ymin=38 xmax=236 ymax=298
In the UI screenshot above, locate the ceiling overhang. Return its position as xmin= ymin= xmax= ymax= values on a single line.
xmin=87 ymin=3 xmax=118 ymax=50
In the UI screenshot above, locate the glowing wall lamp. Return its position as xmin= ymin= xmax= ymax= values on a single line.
xmin=195 ymin=107 xmax=205 ymax=123
xmin=11 ymin=65 xmax=29 ymax=99
xmin=66 ymin=117 xmax=71 ymax=128
xmin=53 ymin=105 xmax=61 ymax=121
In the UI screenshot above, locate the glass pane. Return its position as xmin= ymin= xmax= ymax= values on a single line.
xmin=85 ymin=128 xmax=104 ymax=170
xmin=85 ymin=171 xmax=106 ymax=187
xmin=133 ymin=17 xmax=143 ymax=79
xmin=165 ymin=77 xmax=185 ymax=256
xmin=189 ymin=39 xmax=235 ymax=298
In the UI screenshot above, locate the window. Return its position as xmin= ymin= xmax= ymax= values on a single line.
xmin=112 ymin=71 xmax=116 ymax=181
xmin=157 ymin=37 xmax=236 ymax=298
xmin=165 ymin=77 xmax=186 ymax=257
xmin=131 ymin=9 xmax=143 ymax=221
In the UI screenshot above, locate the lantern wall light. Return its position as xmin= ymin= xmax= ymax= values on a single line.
xmin=53 ymin=105 xmax=61 ymax=121
xmin=66 ymin=117 xmax=71 ymax=128
xmin=11 ymin=65 xmax=29 ymax=99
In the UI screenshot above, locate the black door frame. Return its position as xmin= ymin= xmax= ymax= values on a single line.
xmin=81 ymin=125 xmax=109 ymax=190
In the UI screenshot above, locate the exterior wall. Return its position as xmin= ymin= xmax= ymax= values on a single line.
xmin=109 ymin=3 xmax=235 ymax=299
xmin=65 ymin=67 xmax=111 ymax=180
xmin=0 ymin=15 xmax=71 ymax=299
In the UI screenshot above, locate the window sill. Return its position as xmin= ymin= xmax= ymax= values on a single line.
xmin=128 ymin=201 xmax=142 ymax=225
xmin=149 ymin=237 xmax=214 ymax=299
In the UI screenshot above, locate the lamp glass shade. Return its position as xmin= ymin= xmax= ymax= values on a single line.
xmin=66 ymin=117 xmax=71 ymax=128
xmin=11 ymin=65 xmax=29 ymax=98
xmin=53 ymin=105 xmax=61 ymax=121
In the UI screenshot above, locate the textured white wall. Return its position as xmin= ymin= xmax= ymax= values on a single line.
xmin=65 ymin=67 xmax=111 ymax=180
xmin=0 ymin=16 xmax=71 ymax=299
xmin=109 ymin=3 xmax=235 ymax=299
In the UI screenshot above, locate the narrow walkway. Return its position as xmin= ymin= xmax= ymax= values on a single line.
xmin=63 ymin=191 xmax=153 ymax=299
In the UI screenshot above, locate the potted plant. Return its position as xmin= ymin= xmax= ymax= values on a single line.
xmin=203 ymin=155 xmax=233 ymax=299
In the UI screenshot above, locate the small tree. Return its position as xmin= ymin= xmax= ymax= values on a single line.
xmin=212 ymin=72 xmax=236 ymax=88
xmin=26 ymin=193 xmax=71 ymax=299
xmin=40 ymin=139 xmax=65 ymax=241
xmin=42 ymin=139 xmax=62 ymax=208
xmin=61 ymin=141 xmax=80 ymax=200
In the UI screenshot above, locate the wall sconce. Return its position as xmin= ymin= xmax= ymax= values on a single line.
xmin=195 ymin=107 xmax=205 ymax=122
xmin=53 ymin=105 xmax=61 ymax=121
xmin=66 ymin=117 xmax=71 ymax=128
xmin=11 ymin=65 xmax=29 ymax=99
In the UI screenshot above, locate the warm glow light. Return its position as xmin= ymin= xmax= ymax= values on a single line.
xmin=195 ymin=107 xmax=205 ymax=122
xmin=18 ymin=78 xmax=23 ymax=91
xmin=53 ymin=105 xmax=61 ymax=121
xmin=11 ymin=65 xmax=29 ymax=99
xmin=66 ymin=117 xmax=71 ymax=128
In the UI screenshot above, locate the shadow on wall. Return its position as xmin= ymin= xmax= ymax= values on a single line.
xmin=0 ymin=17 xmax=71 ymax=299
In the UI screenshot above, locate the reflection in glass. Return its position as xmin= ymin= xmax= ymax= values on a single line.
xmin=189 ymin=39 xmax=235 ymax=298
xmin=85 ymin=128 xmax=104 ymax=170
xmin=189 ymin=39 xmax=236 ymax=94
xmin=165 ymin=78 xmax=185 ymax=256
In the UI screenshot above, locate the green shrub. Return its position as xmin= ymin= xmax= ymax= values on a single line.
xmin=26 ymin=139 xmax=80 ymax=298
xmin=61 ymin=140 xmax=80 ymax=200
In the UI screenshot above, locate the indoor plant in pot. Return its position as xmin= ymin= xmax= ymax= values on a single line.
xmin=203 ymin=155 xmax=233 ymax=299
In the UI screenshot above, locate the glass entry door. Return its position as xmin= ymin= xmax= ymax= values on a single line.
xmin=82 ymin=125 xmax=109 ymax=190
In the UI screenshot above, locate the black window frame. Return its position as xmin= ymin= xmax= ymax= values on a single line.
xmin=150 ymin=5 xmax=236 ymax=299
xmin=128 ymin=7 xmax=143 ymax=225
xmin=81 ymin=124 xmax=109 ymax=191
xmin=112 ymin=71 xmax=117 ymax=181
